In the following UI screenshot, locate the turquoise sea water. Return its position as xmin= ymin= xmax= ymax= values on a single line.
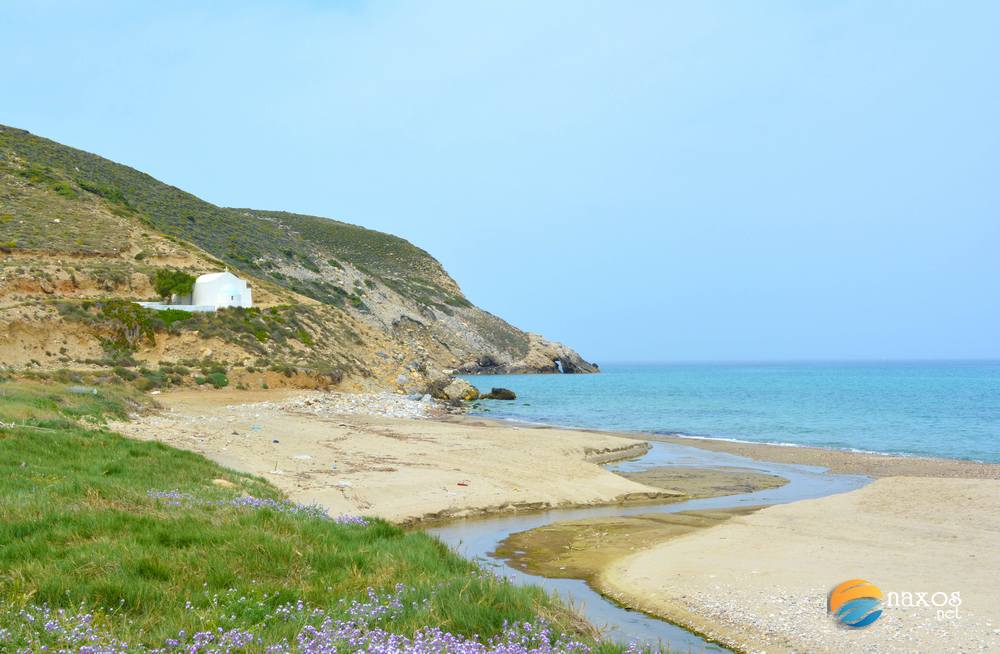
xmin=464 ymin=362 xmax=1000 ymax=462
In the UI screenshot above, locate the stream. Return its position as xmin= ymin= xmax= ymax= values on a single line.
xmin=426 ymin=440 xmax=869 ymax=652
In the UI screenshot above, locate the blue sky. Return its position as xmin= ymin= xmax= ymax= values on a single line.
xmin=4 ymin=1 xmax=998 ymax=362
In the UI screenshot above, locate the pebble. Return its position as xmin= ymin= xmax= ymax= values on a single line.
xmin=231 ymin=391 xmax=439 ymax=421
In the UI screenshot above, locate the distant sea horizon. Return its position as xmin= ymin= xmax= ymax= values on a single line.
xmin=463 ymin=361 xmax=1000 ymax=463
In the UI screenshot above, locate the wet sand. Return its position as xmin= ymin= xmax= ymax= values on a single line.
xmin=493 ymin=506 xmax=764 ymax=583
xmin=493 ymin=466 xmax=785 ymax=583
xmin=646 ymin=433 xmax=1000 ymax=479
xmin=616 ymin=465 xmax=787 ymax=497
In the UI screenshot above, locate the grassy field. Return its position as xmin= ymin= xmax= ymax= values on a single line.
xmin=0 ymin=381 xmax=619 ymax=653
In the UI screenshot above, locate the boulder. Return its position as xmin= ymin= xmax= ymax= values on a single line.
xmin=440 ymin=378 xmax=480 ymax=402
xmin=481 ymin=387 xmax=516 ymax=400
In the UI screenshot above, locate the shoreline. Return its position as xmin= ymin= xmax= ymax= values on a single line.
xmin=113 ymin=389 xmax=689 ymax=526
xmin=114 ymin=388 xmax=1000 ymax=653
xmin=454 ymin=414 xmax=1000 ymax=480
xmin=640 ymin=432 xmax=1000 ymax=479
xmin=117 ymin=389 xmax=1000 ymax=527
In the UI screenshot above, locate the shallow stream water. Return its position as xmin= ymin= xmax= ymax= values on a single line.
xmin=426 ymin=440 xmax=869 ymax=652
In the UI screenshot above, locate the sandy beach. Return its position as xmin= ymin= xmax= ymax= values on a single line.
xmin=115 ymin=389 xmax=1000 ymax=653
xmin=600 ymin=476 xmax=1000 ymax=654
xmin=114 ymin=389 xmax=680 ymax=524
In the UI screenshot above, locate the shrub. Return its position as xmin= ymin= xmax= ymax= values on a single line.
xmin=206 ymin=372 xmax=229 ymax=388
xmin=95 ymin=301 xmax=159 ymax=356
xmin=76 ymin=178 xmax=133 ymax=208
xmin=199 ymin=363 xmax=226 ymax=376
xmin=139 ymin=368 xmax=168 ymax=389
xmin=51 ymin=182 xmax=78 ymax=199
xmin=158 ymin=308 xmax=193 ymax=327
xmin=152 ymin=269 xmax=196 ymax=301
xmin=299 ymin=256 xmax=321 ymax=273
xmin=112 ymin=366 xmax=139 ymax=381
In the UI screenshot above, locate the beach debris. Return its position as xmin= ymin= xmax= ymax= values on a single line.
xmin=251 ymin=423 xmax=262 ymax=430
xmin=457 ymin=480 xmax=470 ymax=487
xmin=337 ymin=480 xmax=352 ymax=487
xmin=272 ymin=439 xmax=280 ymax=444
xmin=293 ymin=454 xmax=312 ymax=460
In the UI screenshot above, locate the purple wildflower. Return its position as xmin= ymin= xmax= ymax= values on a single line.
xmin=1 ymin=586 xmax=639 ymax=654
xmin=146 ymin=490 xmax=369 ymax=526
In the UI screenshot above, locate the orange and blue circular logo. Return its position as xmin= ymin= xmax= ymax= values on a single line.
xmin=828 ymin=579 xmax=883 ymax=628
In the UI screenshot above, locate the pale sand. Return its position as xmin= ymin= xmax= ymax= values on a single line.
xmin=113 ymin=389 xmax=676 ymax=524
xmin=600 ymin=477 xmax=1000 ymax=654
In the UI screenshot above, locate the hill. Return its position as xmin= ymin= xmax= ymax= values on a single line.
xmin=0 ymin=124 xmax=597 ymax=391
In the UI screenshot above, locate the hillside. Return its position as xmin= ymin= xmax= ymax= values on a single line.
xmin=0 ymin=124 xmax=596 ymax=391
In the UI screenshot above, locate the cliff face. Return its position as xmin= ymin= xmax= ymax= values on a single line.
xmin=0 ymin=125 xmax=596 ymax=390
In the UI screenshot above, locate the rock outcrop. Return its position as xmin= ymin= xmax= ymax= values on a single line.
xmin=480 ymin=387 xmax=516 ymax=400
xmin=458 ymin=334 xmax=599 ymax=375
xmin=436 ymin=378 xmax=480 ymax=402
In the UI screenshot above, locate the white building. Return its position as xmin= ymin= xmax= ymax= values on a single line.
xmin=192 ymin=271 xmax=252 ymax=309
xmin=138 ymin=270 xmax=252 ymax=313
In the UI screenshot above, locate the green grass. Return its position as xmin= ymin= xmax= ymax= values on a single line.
xmin=0 ymin=381 xmax=588 ymax=650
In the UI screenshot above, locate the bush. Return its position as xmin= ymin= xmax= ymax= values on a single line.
xmin=152 ymin=269 xmax=196 ymax=301
xmin=206 ymin=372 xmax=229 ymax=388
xmin=158 ymin=308 xmax=193 ymax=327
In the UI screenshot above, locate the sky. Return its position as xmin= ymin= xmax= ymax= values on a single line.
xmin=3 ymin=1 xmax=999 ymax=362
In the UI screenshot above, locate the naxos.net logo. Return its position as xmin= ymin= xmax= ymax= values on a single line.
xmin=828 ymin=579 xmax=963 ymax=627
xmin=828 ymin=579 xmax=884 ymax=628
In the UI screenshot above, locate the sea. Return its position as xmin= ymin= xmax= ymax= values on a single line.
xmin=463 ymin=361 xmax=1000 ymax=463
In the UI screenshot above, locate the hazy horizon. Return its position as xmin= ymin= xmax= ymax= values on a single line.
xmin=4 ymin=1 xmax=998 ymax=363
